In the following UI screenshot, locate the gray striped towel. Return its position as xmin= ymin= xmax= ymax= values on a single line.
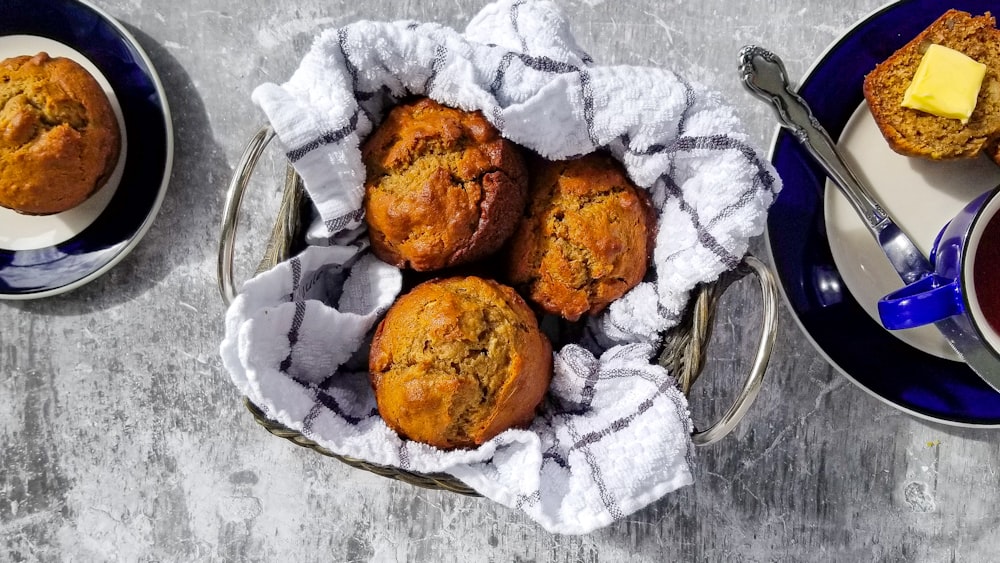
xmin=220 ymin=0 xmax=781 ymax=534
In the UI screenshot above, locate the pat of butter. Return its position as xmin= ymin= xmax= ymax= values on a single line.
xmin=902 ymin=44 xmax=987 ymax=123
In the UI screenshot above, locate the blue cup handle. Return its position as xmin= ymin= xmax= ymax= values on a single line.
xmin=877 ymin=275 xmax=965 ymax=330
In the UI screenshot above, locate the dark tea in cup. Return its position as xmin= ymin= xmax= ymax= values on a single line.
xmin=971 ymin=210 xmax=1000 ymax=339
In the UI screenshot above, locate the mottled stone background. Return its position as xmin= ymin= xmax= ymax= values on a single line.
xmin=3 ymin=1 xmax=998 ymax=561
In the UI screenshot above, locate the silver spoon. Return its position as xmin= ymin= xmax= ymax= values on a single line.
xmin=738 ymin=44 xmax=1000 ymax=392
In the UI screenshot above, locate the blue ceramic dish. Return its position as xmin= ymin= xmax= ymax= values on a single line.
xmin=767 ymin=0 xmax=1000 ymax=425
xmin=0 ymin=0 xmax=172 ymax=299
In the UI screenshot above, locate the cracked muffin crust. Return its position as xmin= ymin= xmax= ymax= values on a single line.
xmin=362 ymin=97 xmax=528 ymax=271
xmin=0 ymin=52 xmax=121 ymax=215
xmin=368 ymin=276 xmax=552 ymax=450
xmin=504 ymin=153 xmax=655 ymax=321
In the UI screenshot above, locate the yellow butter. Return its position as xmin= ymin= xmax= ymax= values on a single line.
xmin=901 ymin=44 xmax=987 ymax=123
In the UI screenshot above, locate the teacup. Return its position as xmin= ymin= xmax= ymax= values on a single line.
xmin=878 ymin=186 xmax=1000 ymax=360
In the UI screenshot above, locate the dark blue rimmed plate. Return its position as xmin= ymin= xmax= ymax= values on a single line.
xmin=0 ymin=0 xmax=172 ymax=300
xmin=767 ymin=0 xmax=1000 ymax=426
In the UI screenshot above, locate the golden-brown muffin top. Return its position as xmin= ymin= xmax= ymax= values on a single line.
xmin=362 ymin=97 xmax=527 ymax=271
xmin=368 ymin=276 xmax=552 ymax=449
xmin=0 ymin=52 xmax=121 ymax=215
xmin=505 ymin=153 xmax=655 ymax=321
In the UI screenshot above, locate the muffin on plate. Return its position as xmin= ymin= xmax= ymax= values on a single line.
xmin=505 ymin=152 xmax=655 ymax=321
xmin=362 ymin=97 xmax=528 ymax=271
xmin=0 ymin=52 xmax=121 ymax=215
xmin=368 ymin=276 xmax=552 ymax=450
xmin=863 ymin=10 xmax=1000 ymax=160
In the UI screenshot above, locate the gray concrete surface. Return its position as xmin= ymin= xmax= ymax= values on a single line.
xmin=3 ymin=0 xmax=999 ymax=561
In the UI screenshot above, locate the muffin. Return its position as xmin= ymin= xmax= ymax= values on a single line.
xmin=362 ymin=97 xmax=528 ymax=271
xmin=505 ymin=153 xmax=655 ymax=321
xmin=863 ymin=10 xmax=1000 ymax=160
xmin=0 ymin=52 xmax=121 ymax=215
xmin=368 ymin=276 xmax=552 ymax=450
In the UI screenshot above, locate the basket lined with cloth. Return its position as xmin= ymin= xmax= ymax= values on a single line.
xmin=219 ymin=0 xmax=781 ymax=535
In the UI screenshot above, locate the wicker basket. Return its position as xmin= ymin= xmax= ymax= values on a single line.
xmin=218 ymin=127 xmax=779 ymax=496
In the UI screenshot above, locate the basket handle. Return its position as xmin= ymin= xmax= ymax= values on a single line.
xmin=218 ymin=126 xmax=276 ymax=305
xmin=689 ymin=254 xmax=778 ymax=446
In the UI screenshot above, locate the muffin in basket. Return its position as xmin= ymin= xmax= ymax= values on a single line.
xmin=362 ymin=97 xmax=528 ymax=271
xmin=368 ymin=276 xmax=552 ymax=450
xmin=505 ymin=152 xmax=655 ymax=321
xmin=0 ymin=52 xmax=121 ymax=215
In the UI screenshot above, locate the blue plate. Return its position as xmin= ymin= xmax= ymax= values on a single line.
xmin=0 ymin=0 xmax=172 ymax=299
xmin=767 ymin=0 xmax=1000 ymax=426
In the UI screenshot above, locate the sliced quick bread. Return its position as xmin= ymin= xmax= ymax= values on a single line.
xmin=863 ymin=10 xmax=1000 ymax=160
xmin=988 ymin=138 xmax=1000 ymax=165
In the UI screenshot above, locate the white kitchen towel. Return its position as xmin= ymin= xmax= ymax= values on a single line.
xmin=221 ymin=0 xmax=781 ymax=534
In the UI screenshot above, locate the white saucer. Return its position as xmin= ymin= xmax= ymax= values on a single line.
xmin=824 ymin=102 xmax=1000 ymax=361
